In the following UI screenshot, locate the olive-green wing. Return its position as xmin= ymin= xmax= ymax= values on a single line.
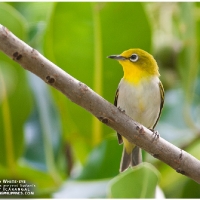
xmin=114 ymin=88 xmax=123 ymax=144
xmin=153 ymin=81 xmax=165 ymax=128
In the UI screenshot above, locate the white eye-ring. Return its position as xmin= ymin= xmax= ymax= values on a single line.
xmin=129 ymin=54 xmax=139 ymax=62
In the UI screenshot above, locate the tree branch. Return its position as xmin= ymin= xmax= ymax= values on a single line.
xmin=0 ymin=24 xmax=200 ymax=184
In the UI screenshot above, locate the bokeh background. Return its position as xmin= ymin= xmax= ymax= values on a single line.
xmin=0 ymin=2 xmax=200 ymax=198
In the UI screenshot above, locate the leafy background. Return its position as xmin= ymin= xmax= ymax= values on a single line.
xmin=0 ymin=2 xmax=200 ymax=198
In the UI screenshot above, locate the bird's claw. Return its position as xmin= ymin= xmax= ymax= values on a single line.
xmin=150 ymin=129 xmax=159 ymax=142
xmin=118 ymin=107 xmax=125 ymax=113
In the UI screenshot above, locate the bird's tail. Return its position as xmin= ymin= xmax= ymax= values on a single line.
xmin=120 ymin=146 xmax=142 ymax=172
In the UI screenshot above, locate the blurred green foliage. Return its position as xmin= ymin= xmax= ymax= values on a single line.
xmin=108 ymin=163 xmax=160 ymax=198
xmin=0 ymin=2 xmax=200 ymax=198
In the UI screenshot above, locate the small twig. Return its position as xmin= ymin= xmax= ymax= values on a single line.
xmin=0 ymin=24 xmax=200 ymax=183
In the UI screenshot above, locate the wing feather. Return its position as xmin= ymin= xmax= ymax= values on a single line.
xmin=153 ymin=81 xmax=165 ymax=128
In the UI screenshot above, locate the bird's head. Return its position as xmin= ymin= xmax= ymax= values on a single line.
xmin=108 ymin=49 xmax=160 ymax=84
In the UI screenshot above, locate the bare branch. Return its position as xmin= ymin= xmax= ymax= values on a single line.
xmin=0 ymin=24 xmax=200 ymax=183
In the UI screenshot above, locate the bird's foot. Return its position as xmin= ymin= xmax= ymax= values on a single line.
xmin=150 ymin=128 xmax=159 ymax=142
xmin=118 ymin=107 xmax=125 ymax=113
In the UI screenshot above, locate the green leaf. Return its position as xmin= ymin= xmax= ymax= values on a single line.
xmin=10 ymin=2 xmax=53 ymax=24
xmin=0 ymin=3 xmax=31 ymax=175
xmin=181 ymin=179 xmax=200 ymax=198
xmin=9 ymin=2 xmax=54 ymax=47
xmin=108 ymin=163 xmax=160 ymax=198
xmin=0 ymin=2 xmax=27 ymax=39
xmin=75 ymin=137 xmax=123 ymax=180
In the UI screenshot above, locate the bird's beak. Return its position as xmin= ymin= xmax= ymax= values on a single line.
xmin=107 ymin=55 xmax=126 ymax=60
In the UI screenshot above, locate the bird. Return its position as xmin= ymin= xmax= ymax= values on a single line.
xmin=107 ymin=48 xmax=164 ymax=172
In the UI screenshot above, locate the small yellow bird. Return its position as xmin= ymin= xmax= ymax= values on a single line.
xmin=108 ymin=48 xmax=164 ymax=172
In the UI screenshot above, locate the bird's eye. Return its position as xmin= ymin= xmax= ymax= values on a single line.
xmin=129 ymin=54 xmax=139 ymax=62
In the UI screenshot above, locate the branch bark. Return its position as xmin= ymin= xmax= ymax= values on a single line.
xmin=0 ymin=24 xmax=200 ymax=183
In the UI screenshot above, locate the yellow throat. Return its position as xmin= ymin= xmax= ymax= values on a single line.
xmin=110 ymin=49 xmax=160 ymax=85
